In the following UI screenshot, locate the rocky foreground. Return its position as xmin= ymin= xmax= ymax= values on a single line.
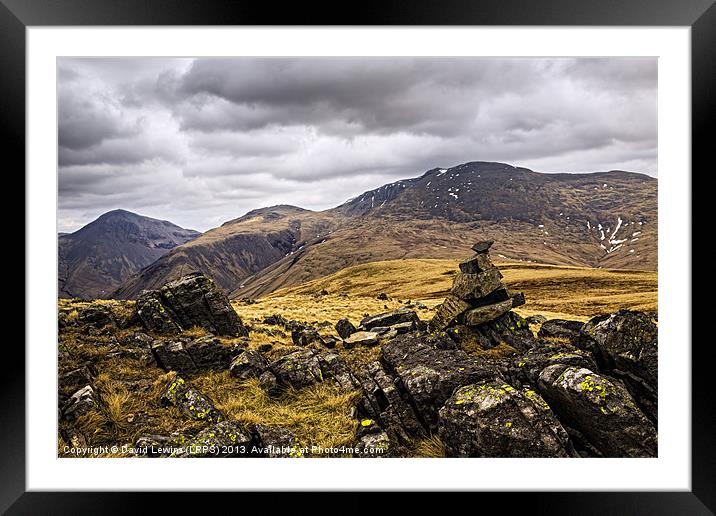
xmin=58 ymin=243 xmax=657 ymax=458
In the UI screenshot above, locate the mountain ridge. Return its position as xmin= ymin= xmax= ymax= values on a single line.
xmin=84 ymin=161 xmax=655 ymax=300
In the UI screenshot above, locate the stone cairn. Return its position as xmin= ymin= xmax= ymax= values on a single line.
xmin=429 ymin=240 xmax=525 ymax=332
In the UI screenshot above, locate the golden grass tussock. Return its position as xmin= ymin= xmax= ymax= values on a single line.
xmin=191 ymin=371 xmax=361 ymax=456
xmin=71 ymin=365 xmax=206 ymax=453
xmin=408 ymin=435 xmax=448 ymax=458
xmin=181 ymin=326 xmax=212 ymax=339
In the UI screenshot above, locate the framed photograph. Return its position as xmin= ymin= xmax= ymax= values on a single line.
xmin=5 ymin=0 xmax=711 ymax=512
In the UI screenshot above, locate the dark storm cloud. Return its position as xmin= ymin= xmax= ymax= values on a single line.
xmin=58 ymin=57 xmax=657 ymax=232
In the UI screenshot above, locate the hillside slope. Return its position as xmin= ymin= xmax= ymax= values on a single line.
xmin=234 ymin=163 xmax=656 ymax=298
xmin=112 ymin=206 xmax=342 ymax=299
xmin=58 ymin=209 xmax=200 ymax=298
xmin=112 ymin=161 xmax=656 ymax=300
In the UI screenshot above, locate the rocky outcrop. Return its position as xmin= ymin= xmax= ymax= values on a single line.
xmin=136 ymin=273 xmax=248 ymax=337
xmin=160 ymin=376 xmax=223 ymax=423
xmin=354 ymin=361 xmax=426 ymax=443
xmin=77 ymin=306 xmax=116 ymax=329
xmin=151 ymin=336 xmax=243 ymax=374
xmin=173 ymin=420 xmax=253 ymax=457
xmin=511 ymin=343 xmax=597 ymax=386
xmin=381 ymin=332 xmax=500 ymax=429
xmin=253 ymin=425 xmax=303 ymax=458
xmin=343 ymin=331 xmax=380 ymax=348
xmin=337 ymin=308 xmax=422 ymax=348
xmin=269 ymin=349 xmax=356 ymax=392
xmin=355 ymin=430 xmax=391 ymax=457
xmin=429 ymin=241 xmax=525 ymax=333
xmin=437 ymin=380 xmax=575 ymax=457
xmin=229 ymin=350 xmax=270 ymax=380
xmin=335 ymin=318 xmax=357 ymax=340
xmin=461 ymin=311 xmax=536 ymax=352
xmin=580 ymin=310 xmax=658 ymax=422
xmin=359 ymin=308 xmax=419 ymax=331
xmin=538 ymin=319 xmax=585 ymax=344
xmin=62 ymin=385 xmax=97 ymax=421
xmin=537 ymin=365 xmax=657 ymax=457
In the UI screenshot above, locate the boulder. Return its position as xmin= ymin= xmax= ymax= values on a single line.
xmin=377 ymin=292 xmax=389 ymax=301
xmin=509 ymin=291 xmax=526 ymax=308
xmin=538 ymin=319 xmax=585 ymax=343
xmin=322 ymin=336 xmax=338 ymax=349
xmin=580 ymin=310 xmax=658 ymax=422
xmin=335 ymin=318 xmax=357 ymax=340
xmin=269 ymin=349 xmax=356 ymax=391
xmin=429 ymin=295 xmax=472 ymax=332
xmin=258 ymin=371 xmax=280 ymax=395
xmin=133 ymin=433 xmax=189 ymax=457
xmin=537 ymin=365 xmax=657 ymax=457
xmin=450 ymin=269 xmax=503 ymax=301
xmin=185 ymin=336 xmax=241 ymax=370
xmin=59 ymin=365 xmax=94 ymax=394
xmin=381 ymin=333 xmax=500 ymax=429
xmin=462 ymin=311 xmax=537 ymax=352
xmin=458 ymin=253 xmax=493 ymax=274
xmin=151 ymin=341 xmax=197 ymax=374
xmin=254 ymin=425 xmax=303 ymax=457
xmin=62 ymin=385 xmax=97 ymax=421
xmin=438 ymin=380 xmax=574 ymax=457
xmin=511 ymin=343 xmax=598 ymax=386
xmin=461 ymin=299 xmax=513 ymax=326
xmin=354 ymin=361 xmax=426 ymax=443
xmin=344 ymin=331 xmax=380 ymax=348
xmin=160 ymin=376 xmax=223 ymax=423
xmin=263 ymin=314 xmax=288 ymax=326
xmin=526 ymin=314 xmax=548 ymax=326
xmin=291 ymin=328 xmax=324 ymax=347
xmin=471 ymin=240 xmax=494 ymax=253
xmin=136 ymin=291 xmax=182 ymax=333
xmin=230 ymin=350 xmax=270 ymax=380
xmin=355 ymin=431 xmax=391 ymax=457
xmin=359 ymin=308 xmax=419 ymax=331
xmin=174 ymin=420 xmax=253 ymax=457
xmin=137 ymin=273 xmax=248 ymax=337
xmin=77 ymin=306 xmax=116 ymax=329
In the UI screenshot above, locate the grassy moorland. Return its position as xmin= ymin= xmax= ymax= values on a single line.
xmin=58 ymin=259 xmax=656 ymax=458
xmin=233 ymin=259 xmax=657 ymax=326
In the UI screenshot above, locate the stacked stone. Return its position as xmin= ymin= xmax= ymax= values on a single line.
xmin=429 ymin=240 xmax=525 ymax=332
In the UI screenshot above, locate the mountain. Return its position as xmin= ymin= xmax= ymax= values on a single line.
xmin=58 ymin=209 xmax=201 ymax=298
xmin=112 ymin=205 xmax=343 ymax=299
xmin=112 ymin=161 xmax=657 ymax=299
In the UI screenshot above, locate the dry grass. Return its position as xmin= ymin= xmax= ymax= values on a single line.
xmin=67 ymin=360 xmax=207 ymax=455
xmin=59 ymin=257 xmax=656 ymax=458
xmin=408 ymin=435 xmax=447 ymax=458
xmin=236 ymin=259 xmax=657 ymax=327
xmin=192 ymin=371 xmax=361 ymax=456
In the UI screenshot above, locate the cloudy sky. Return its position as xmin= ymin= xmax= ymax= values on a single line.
xmin=58 ymin=57 xmax=657 ymax=233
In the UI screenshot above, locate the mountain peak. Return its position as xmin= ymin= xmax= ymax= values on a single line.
xmin=59 ymin=210 xmax=201 ymax=298
xmin=222 ymin=205 xmax=311 ymax=226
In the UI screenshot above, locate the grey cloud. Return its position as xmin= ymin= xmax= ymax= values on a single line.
xmin=58 ymin=57 xmax=657 ymax=232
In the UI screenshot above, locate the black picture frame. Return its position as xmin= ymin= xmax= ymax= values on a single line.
xmin=4 ymin=0 xmax=711 ymax=513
